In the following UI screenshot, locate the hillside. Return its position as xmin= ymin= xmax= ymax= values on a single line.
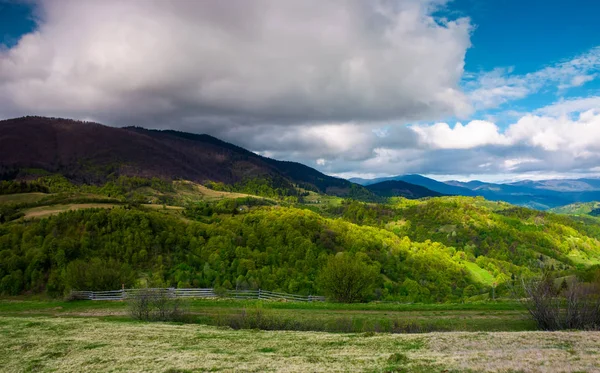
xmin=351 ymin=174 xmax=475 ymax=196
xmin=549 ymin=201 xmax=600 ymax=216
xmin=365 ymin=180 xmax=443 ymax=198
xmin=325 ymin=197 xmax=600 ymax=269
xmin=0 ymin=117 xmax=370 ymax=198
xmin=2 ymin=182 xmax=600 ymax=301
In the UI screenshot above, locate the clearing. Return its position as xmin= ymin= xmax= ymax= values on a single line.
xmin=21 ymin=203 xmax=117 ymax=219
xmin=0 ymin=192 xmax=50 ymax=204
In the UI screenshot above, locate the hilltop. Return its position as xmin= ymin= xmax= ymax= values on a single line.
xmin=0 ymin=116 xmax=442 ymax=201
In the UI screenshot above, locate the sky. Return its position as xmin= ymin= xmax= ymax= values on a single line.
xmin=1 ymin=0 xmax=599 ymax=182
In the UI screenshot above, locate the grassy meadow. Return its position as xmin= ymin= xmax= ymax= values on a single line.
xmin=0 ymin=298 xmax=535 ymax=333
xmin=2 ymin=298 xmax=593 ymax=372
xmin=1 ymin=313 xmax=599 ymax=373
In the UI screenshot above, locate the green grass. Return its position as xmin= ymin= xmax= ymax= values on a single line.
xmin=0 ymin=298 xmax=533 ymax=333
xmin=0 ymin=316 xmax=597 ymax=372
xmin=0 ymin=192 xmax=50 ymax=204
xmin=463 ymin=261 xmax=495 ymax=286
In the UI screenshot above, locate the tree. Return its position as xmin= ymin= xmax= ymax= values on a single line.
xmin=317 ymin=252 xmax=379 ymax=303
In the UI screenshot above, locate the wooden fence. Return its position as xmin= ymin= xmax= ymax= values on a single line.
xmin=70 ymin=288 xmax=325 ymax=302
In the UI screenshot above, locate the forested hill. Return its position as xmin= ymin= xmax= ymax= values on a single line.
xmin=2 ymin=193 xmax=600 ymax=301
xmin=0 ymin=117 xmax=370 ymax=198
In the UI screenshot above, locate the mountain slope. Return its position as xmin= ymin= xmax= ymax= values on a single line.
xmin=366 ymin=180 xmax=443 ymax=199
xmin=509 ymin=178 xmax=600 ymax=192
xmin=350 ymin=174 xmax=475 ymax=196
xmin=0 ymin=117 xmax=366 ymax=197
xmin=445 ymin=180 xmax=600 ymax=209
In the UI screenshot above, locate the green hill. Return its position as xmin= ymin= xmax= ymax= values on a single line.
xmin=549 ymin=201 xmax=600 ymax=215
xmin=2 ymin=185 xmax=600 ymax=302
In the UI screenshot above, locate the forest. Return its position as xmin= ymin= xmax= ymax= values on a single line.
xmin=1 ymin=176 xmax=600 ymax=302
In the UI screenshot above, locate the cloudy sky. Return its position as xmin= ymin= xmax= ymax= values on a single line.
xmin=1 ymin=0 xmax=599 ymax=182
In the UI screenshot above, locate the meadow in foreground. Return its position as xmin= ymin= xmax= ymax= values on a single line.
xmin=1 ymin=316 xmax=599 ymax=373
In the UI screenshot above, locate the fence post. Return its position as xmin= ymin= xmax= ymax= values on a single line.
xmin=258 ymin=288 xmax=262 ymax=300
xmin=308 ymin=295 xmax=312 ymax=302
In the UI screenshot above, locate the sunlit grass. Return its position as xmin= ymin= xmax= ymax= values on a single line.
xmin=0 ymin=316 xmax=598 ymax=372
xmin=463 ymin=261 xmax=495 ymax=286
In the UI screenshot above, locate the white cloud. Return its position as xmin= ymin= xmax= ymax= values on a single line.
xmin=411 ymin=120 xmax=509 ymax=149
xmin=0 ymin=0 xmax=472 ymax=125
xmin=535 ymin=96 xmax=600 ymax=117
xmin=409 ymin=97 xmax=600 ymax=154
xmin=321 ymin=97 xmax=600 ymax=178
xmin=466 ymin=47 xmax=600 ymax=110
xmin=502 ymin=158 xmax=540 ymax=171
xmin=558 ymin=74 xmax=597 ymax=89
xmin=506 ymin=109 xmax=600 ymax=152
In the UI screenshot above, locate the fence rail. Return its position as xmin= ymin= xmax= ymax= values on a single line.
xmin=70 ymin=288 xmax=325 ymax=302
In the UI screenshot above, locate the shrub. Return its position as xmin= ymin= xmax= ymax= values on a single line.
xmin=317 ymin=252 xmax=379 ymax=303
xmin=523 ymin=274 xmax=600 ymax=330
xmin=128 ymin=289 xmax=187 ymax=322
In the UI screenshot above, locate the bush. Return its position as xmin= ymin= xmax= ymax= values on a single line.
xmin=127 ymin=289 xmax=188 ymax=322
xmin=523 ymin=274 xmax=600 ymax=330
xmin=317 ymin=252 xmax=379 ymax=303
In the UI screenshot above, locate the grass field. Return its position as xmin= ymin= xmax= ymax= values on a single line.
xmin=1 ymin=299 xmax=599 ymax=372
xmin=21 ymin=203 xmax=117 ymax=219
xmin=0 ymin=298 xmax=534 ymax=334
xmin=1 ymin=315 xmax=599 ymax=373
xmin=463 ymin=261 xmax=495 ymax=286
xmin=0 ymin=192 xmax=50 ymax=204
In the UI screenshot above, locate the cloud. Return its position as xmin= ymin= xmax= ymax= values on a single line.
xmin=534 ymin=96 xmax=600 ymax=117
xmin=466 ymin=47 xmax=600 ymax=110
xmin=558 ymin=74 xmax=597 ymax=89
xmin=411 ymin=120 xmax=509 ymax=149
xmin=3 ymin=0 xmax=600 ymax=182
xmin=314 ymin=97 xmax=600 ymax=180
xmin=0 ymin=0 xmax=472 ymax=126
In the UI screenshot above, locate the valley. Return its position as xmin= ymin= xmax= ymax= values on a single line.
xmin=2 ymin=117 xmax=600 ymax=372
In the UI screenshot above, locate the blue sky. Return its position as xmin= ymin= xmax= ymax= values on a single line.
xmin=1 ymin=0 xmax=599 ymax=182
xmin=0 ymin=1 xmax=36 ymax=48
xmin=444 ymin=0 xmax=600 ymax=127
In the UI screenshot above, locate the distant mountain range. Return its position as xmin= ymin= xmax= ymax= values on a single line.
xmin=0 ymin=117 xmax=440 ymax=201
xmin=351 ymin=174 xmax=600 ymax=209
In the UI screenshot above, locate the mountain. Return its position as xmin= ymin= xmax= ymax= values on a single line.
xmin=354 ymin=174 xmax=600 ymax=210
xmin=0 ymin=116 xmax=368 ymax=198
xmin=365 ymin=180 xmax=443 ymax=199
xmin=444 ymin=179 xmax=600 ymax=209
xmin=350 ymin=174 xmax=475 ymax=196
xmin=509 ymin=178 xmax=600 ymax=192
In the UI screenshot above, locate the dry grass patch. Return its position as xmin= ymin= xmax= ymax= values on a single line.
xmin=1 ymin=316 xmax=599 ymax=372
xmin=22 ymin=203 xmax=117 ymax=219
